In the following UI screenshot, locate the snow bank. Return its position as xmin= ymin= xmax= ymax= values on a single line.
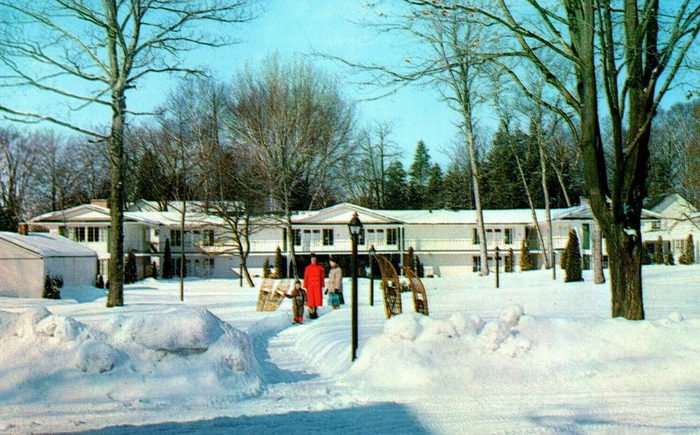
xmin=0 ymin=306 xmax=261 ymax=405
xmin=346 ymin=304 xmax=700 ymax=395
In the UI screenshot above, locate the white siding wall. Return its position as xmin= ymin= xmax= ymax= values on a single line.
xmin=44 ymin=256 xmax=97 ymax=287
xmin=0 ymin=242 xmax=45 ymax=297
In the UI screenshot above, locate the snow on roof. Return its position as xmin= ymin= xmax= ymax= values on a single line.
xmin=373 ymin=208 xmax=574 ymax=225
xmin=0 ymin=232 xmax=97 ymax=258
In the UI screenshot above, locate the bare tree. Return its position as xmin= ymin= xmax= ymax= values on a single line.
xmin=352 ymin=122 xmax=400 ymax=208
xmin=0 ymin=0 xmax=255 ymax=307
xmin=226 ymin=56 xmax=356 ymax=278
xmin=328 ymin=2 xmax=499 ymax=275
xmin=422 ymin=0 xmax=700 ymax=318
xmin=0 ymin=127 xmax=37 ymax=226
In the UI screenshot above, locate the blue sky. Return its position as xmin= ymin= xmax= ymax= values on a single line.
xmin=2 ymin=0 xmax=695 ymax=167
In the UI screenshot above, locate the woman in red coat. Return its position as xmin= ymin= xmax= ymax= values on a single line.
xmin=303 ymin=253 xmax=325 ymax=319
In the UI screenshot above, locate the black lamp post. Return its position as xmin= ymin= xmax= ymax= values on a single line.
xmin=348 ymin=212 xmax=363 ymax=362
xmin=369 ymin=245 xmax=376 ymax=306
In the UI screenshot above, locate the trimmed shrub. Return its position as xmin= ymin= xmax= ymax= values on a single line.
xmin=96 ymin=275 xmax=105 ymax=289
xmin=42 ymin=275 xmax=60 ymax=299
xmin=680 ymin=234 xmax=695 ymax=265
xmin=124 ymin=250 xmax=137 ymax=284
xmin=665 ymin=251 xmax=675 ymax=265
xmin=416 ymin=256 xmax=424 ymax=277
xmin=564 ymin=230 xmax=583 ymax=282
xmin=506 ymin=248 xmax=514 ymax=272
xmin=654 ymin=236 xmax=663 ymax=264
xmin=262 ymin=258 xmax=271 ymax=278
xmin=162 ymin=238 xmax=173 ymax=279
xmin=519 ymin=238 xmax=532 ymax=271
xmin=274 ymin=246 xmax=285 ymax=278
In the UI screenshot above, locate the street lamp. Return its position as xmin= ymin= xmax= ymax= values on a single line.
xmin=348 ymin=212 xmax=363 ymax=362
xmin=369 ymin=245 xmax=376 ymax=306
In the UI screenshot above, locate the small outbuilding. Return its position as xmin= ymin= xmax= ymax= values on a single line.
xmin=0 ymin=230 xmax=97 ymax=298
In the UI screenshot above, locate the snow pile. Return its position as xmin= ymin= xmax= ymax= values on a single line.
xmin=347 ymin=304 xmax=700 ymax=395
xmin=0 ymin=306 xmax=261 ymax=405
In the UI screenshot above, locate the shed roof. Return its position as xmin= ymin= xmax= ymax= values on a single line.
xmin=0 ymin=232 xmax=97 ymax=258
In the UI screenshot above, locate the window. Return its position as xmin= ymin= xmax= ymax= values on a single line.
xmin=505 ymin=228 xmax=513 ymax=245
xmin=203 ymin=230 xmax=215 ymax=246
xmin=651 ymin=221 xmax=661 ymax=230
xmin=472 ymin=256 xmax=481 ymax=272
xmin=472 ymin=228 xmax=480 ymax=244
xmin=386 ymin=228 xmax=398 ymax=245
xmin=582 ymin=224 xmax=591 ymax=249
xmin=171 ymin=229 xmax=182 ymax=246
xmin=323 ymin=229 xmax=334 ymax=246
xmin=87 ymin=227 xmax=100 ymax=242
xmin=358 ymin=228 xmax=365 ymax=245
xmin=292 ymin=229 xmax=302 ymax=246
xmin=74 ymin=227 xmax=86 ymax=242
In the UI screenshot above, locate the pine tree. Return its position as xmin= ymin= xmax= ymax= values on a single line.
xmin=384 ymin=161 xmax=407 ymax=209
xmin=408 ymin=140 xmax=431 ymax=208
xmin=162 ymin=238 xmax=173 ymax=279
xmin=262 ymin=258 xmax=271 ymax=278
xmin=655 ymin=236 xmax=664 ymax=264
xmin=150 ymin=261 xmax=158 ymax=279
xmin=519 ymin=238 xmax=532 ymax=271
xmin=426 ymin=163 xmax=444 ymax=209
xmin=124 ymin=250 xmax=137 ymax=284
xmin=96 ymin=275 xmax=105 ymax=289
xmin=442 ymin=162 xmax=473 ymax=210
xmin=274 ymin=246 xmax=285 ymax=278
xmin=564 ymin=230 xmax=583 ymax=282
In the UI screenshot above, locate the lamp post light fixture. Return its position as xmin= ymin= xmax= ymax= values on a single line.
xmin=369 ymin=245 xmax=376 ymax=306
xmin=348 ymin=212 xmax=363 ymax=362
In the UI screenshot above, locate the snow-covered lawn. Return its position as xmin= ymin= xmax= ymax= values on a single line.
xmin=1 ymin=265 xmax=699 ymax=433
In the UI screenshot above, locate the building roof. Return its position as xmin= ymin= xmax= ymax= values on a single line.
xmin=374 ymin=208 xmax=574 ymax=225
xmin=0 ymin=232 xmax=97 ymax=258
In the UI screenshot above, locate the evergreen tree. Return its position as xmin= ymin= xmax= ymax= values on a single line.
xmin=507 ymin=248 xmax=514 ymax=272
xmin=665 ymin=251 xmax=675 ymax=265
xmin=274 ymin=246 xmax=285 ymax=278
xmin=684 ymin=234 xmax=695 ymax=265
xmin=655 ymin=236 xmax=664 ymax=264
xmin=162 ymin=238 xmax=173 ymax=279
xmin=426 ymin=163 xmax=444 ymax=209
xmin=416 ymin=256 xmax=424 ymax=277
xmin=384 ymin=161 xmax=408 ymax=209
xmin=442 ymin=162 xmax=472 ymax=210
xmin=0 ymin=206 xmax=17 ymax=232
xmin=406 ymin=247 xmax=416 ymax=273
xmin=519 ymin=238 xmax=532 ymax=271
xmin=564 ymin=230 xmax=583 ymax=282
xmin=262 ymin=258 xmax=271 ymax=278
xmin=96 ymin=275 xmax=104 ymax=289
xmin=407 ymin=140 xmax=432 ymax=208
xmin=149 ymin=261 xmax=159 ymax=279
xmin=42 ymin=275 xmax=60 ymax=299
xmin=124 ymin=250 xmax=137 ymax=284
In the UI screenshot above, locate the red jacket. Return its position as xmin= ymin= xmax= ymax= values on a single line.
xmin=303 ymin=263 xmax=325 ymax=307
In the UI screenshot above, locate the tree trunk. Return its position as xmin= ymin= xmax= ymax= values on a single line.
xmin=515 ymin=153 xmax=548 ymax=269
xmin=539 ymin=143 xmax=554 ymax=269
xmin=179 ymin=199 xmax=185 ymax=301
xmin=606 ymin=229 xmax=644 ymax=319
xmin=106 ymin=90 xmax=125 ymax=308
xmin=239 ymin=255 xmax=255 ymax=287
xmin=592 ymin=223 xmax=605 ymax=284
xmin=285 ymin=214 xmax=299 ymax=279
xmin=464 ymin=112 xmax=488 ymax=276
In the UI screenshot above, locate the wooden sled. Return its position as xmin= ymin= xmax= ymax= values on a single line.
xmin=265 ymin=279 xmax=289 ymax=311
xmin=402 ymin=266 xmax=429 ymax=316
xmin=374 ymin=254 xmax=402 ymax=319
xmin=255 ymin=278 xmax=274 ymax=311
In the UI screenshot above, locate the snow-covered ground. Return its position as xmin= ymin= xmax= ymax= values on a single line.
xmin=1 ymin=265 xmax=699 ymax=434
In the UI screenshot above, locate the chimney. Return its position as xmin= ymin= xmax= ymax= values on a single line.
xmin=17 ymin=223 xmax=29 ymax=236
xmin=91 ymin=199 xmax=108 ymax=208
